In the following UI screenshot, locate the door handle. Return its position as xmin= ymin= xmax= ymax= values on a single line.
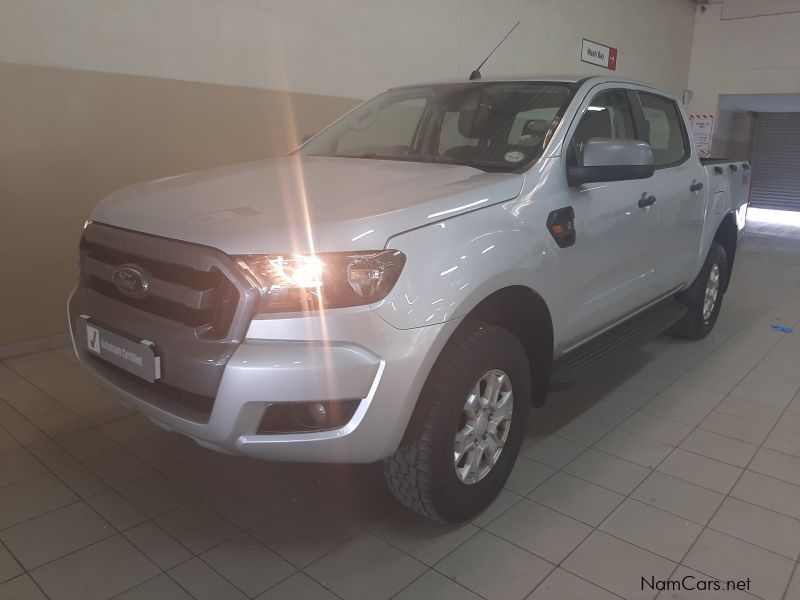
xmin=690 ymin=181 xmax=704 ymax=192
xmin=638 ymin=194 xmax=657 ymax=208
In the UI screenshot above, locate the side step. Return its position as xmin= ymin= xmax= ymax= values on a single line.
xmin=551 ymin=300 xmax=688 ymax=387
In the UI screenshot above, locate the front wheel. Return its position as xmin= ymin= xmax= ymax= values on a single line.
xmin=671 ymin=241 xmax=728 ymax=339
xmin=384 ymin=321 xmax=530 ymax=522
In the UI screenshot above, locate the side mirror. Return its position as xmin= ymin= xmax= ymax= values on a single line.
xmin=568 ymin=138 xmax=654 ymax=187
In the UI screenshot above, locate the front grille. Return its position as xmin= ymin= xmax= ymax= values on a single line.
xmin=80 ymin=238 xmax=240 ymax=339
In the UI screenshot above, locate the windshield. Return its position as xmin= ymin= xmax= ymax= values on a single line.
xmin=299 ymin=81 xmax=575 ymax=172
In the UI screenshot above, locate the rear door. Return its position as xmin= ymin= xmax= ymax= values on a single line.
xmin=635 ymin=91 xmax=705 ymax=291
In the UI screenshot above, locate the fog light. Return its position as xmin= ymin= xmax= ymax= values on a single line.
xmin=309 ymin=402 xmax=328 ymax=425
xmin=257 ymin=400 xmax=360 ymax=434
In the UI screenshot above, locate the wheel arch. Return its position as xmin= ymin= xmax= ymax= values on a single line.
xmin=460 ymin=285 xmax=553 ymax=407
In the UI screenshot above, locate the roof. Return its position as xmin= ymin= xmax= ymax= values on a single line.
xmin=392 ymin=74 xmax=670 ymax=96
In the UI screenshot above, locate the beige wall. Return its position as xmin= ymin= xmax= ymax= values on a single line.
xmin=687 ymin=2 xmax=800 ymax=155
xmin=0 ymin=0 xmax=697 ymax=345
xmin=0 ymin=62 xmax=357 ymax=345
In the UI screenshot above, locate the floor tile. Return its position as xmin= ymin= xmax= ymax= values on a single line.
xmin=29 ymin=409 xmax=89 ymax=438
xmin=0 ymin=378 xmax=63 ymax=418
xmin=99 ymin=414 xmax=162 ymax=447
xmin=488 ymin=499 xmax=592 ymax=563
xmin=306 ymin=532 xmax=426 ymax=600
xmin=528 ymin=471 xmax=624 ymax=526
xmin=3 ymin=352 xmax=74 ymax=379
xmin=0 ymin=474 xmax=78 ymax=529
xmin=679 ymin=429 xmax=758 ymax=468
xmin=593 ymin=429 xmax=673 ymax=468
xmin=54 ymin=463 xmax=109 ymax=498
xmin=505 ymin=456 xmax=556 ymax=495
xmin=600 ymin=384 xmax=656 ymax=410
xmin=563 ymin=531 xmax=675 ymax=600
xmin=677 ymin=368 xmax=741 ymax=395
xmin=730 ymin=470 xmax=800 ymax=520
xmin=709 ymin=497 xmax=800 ymax=559
xmin=156 ymin=501 xmax=239 ymax=554
xmin=256 ymin=572 xmax=339 ymax=600
xmin=0 ymin=543 xmax=23 ymax=584
xmin=716 ymin=396 xmax=782 ymax=426
xmin=201 ymin=533 xmax=295 ymax=597
xmin=563 ymin=448 xmax=650 ymax=494
xmin=30 ymin=535 xmax=159 ymax=600
xmin=394 ymin=569 xmax=482 ymax=600
xmin=785 ymin=568 xmax=800 ymax=600
xmin=580 ymin=401 xmax=635 ymax=427
xmin=83 ymin=447 xmax=153 ymax=487
xmin=85 ymin=490 xmax=148 ymax=530
xmin=370 ymin=506 xmax=478 ymax=566
xmin=731 ymin=371 xmax=800 ymax=408
xmin=632 ymin=471 xmax=724 ymax=525
xmin=470 ymin=488 xmax=521 ymax=527
xmin=641 ymin=395 xmax=716 ymax=427
xmin=116 ymin=472 xmax=193 ymax=517
xmin=0 ymin=426 xmax=20 ymax=454
xmin=618 ymin=411 xmax=693 ymax=446
xmin=657 ymin=449 xmax=742 ymax=493
xmin=0 ymin=502 xmax=113 ymax=570
xmin=124 ymin=521 xmax=192 ymax=570
xmin=26 ymin=439 xmax=75 ymax=470
xmin=249 ymin=496 xmax=366 ymax=568
xmin=684 ymin=529 xmax=794 ymax=600
xmin=748 ymin=447 xmax=800 ymax=486
xmin=0 ymin=448 xmax=47 ymax=488
xmin=763 ymin=427 xmax=800 ymax=458
xmin=552 ymin=417 xmax=613 ymax=446
xmin=115 ymin=574 xmax=193 ymax=600
xmin=169 ymin=557 xmax=247 ymax=600
xmin=0 ymin=574 xmax=47 ymax=599
xmin=126 ymin=431 xmax=203 ymax=469
xmin=161 ymin=452 xmax=259 ymax=496
xmin=57 ymin=428 xmax=119 ymax=460
xmin=528 ymin=567 xmax=620 ymax=600
xmin=699 ymin=410 xmax=771 ymax=445
xmin=25 ymin=369 xmax=108 ymax=408
xmin=777 ymin=410 xmax=800 ymax=434
xmin=600 ymin=498 xmax=702 ymax=561
xmin=521 ymin=435 xmax=584 ymax=469
xmin=436 ymin=531 xmax=552 ymax=600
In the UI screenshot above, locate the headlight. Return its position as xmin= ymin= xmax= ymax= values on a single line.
xmin=235 ymin=250 xmax=406 ymax=313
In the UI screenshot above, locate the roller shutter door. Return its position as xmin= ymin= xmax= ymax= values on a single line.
xmin=750 ymin=113 xmax=800 ymax=211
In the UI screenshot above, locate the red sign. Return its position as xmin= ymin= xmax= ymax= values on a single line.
xmin=581 ymin=39 xmax=618 ymax=71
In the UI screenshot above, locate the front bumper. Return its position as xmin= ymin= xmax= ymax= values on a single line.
xmin=69 ymin=300 xmax=459 ymax=463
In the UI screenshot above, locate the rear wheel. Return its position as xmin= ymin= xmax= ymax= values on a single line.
xmin=671 ymin=242 xmax=728 ymax=339
xmin=384 ymin=321 xmax=530 ymax=522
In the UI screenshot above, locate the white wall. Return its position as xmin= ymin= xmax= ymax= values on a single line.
xmin=1 ymin=0 xmax=696 ymax=99
xmin=686 ymin=2 xmax=800 ymax=156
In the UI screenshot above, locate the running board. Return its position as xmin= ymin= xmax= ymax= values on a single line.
xmin=551 ymin=300 xmax=687 ymax=387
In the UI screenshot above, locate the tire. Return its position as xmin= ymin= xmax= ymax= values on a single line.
xmin=671 ymin=241 xmax=728 ymax=340
xmin=384 ymin=321 xmax=531 ymax=522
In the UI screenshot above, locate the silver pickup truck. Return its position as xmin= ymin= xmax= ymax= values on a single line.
xmin=69 ymin=75 xmax=751 ymax=521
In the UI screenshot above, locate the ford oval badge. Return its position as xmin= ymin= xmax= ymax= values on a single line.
xmin=112 ymin=265 xmax=151 ymax=298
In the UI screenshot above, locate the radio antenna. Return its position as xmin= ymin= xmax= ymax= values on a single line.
xmin=469 ymin=21 xmax=520 ymax=81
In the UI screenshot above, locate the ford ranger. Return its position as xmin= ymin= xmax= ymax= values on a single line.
xmin=69 ymin=75 xmax=751 ymax=521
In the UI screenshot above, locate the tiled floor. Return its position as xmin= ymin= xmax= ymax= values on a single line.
xmin=1 ymin=214 xmax=800 ymax=600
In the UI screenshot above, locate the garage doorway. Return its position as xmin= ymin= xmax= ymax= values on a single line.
xmin=751 ymin=112 xmax=800 ymax=211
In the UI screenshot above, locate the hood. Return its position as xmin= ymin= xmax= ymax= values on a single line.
xmin=91 ymin=155 xmax=524 ymax=254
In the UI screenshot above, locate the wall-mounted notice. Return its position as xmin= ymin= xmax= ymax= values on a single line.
xmin=689 ymin=114 xmax=715 ymax=157
xmin=580 ymin=39 xmax=618 ymax=70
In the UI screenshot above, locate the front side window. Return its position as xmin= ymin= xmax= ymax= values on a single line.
xmin=569 ymin=90 xmax=636 ymax=164
xmin=300 ymin=82 xmax=575 ymax=172
xmin=639 ymin=92 xmax=689 ymax=166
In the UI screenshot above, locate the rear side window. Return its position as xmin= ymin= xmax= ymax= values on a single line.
xmin=638 ymin=93 xmax=689 ymax=167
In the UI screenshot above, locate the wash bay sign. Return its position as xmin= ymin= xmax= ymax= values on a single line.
xmin=581 ymin=39 xmax=618 ymax=71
